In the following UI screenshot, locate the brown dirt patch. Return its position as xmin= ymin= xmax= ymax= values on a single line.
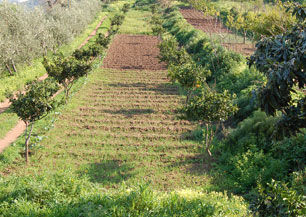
xmin=180 ymin=9 xmax=231 ymax=34
xmin=180 ymin=8 xmax=255 ymax=56
xmin=102 ymin=34 xmax=166 ymax=70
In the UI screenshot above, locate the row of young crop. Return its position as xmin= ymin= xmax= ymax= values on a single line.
xmin=0 ymin=0 xmax=101 ymax=77
xmin=151 ymin=1 xmax=305 ymax=216
xmin=6 ymin=6 xmax=129 ymax=163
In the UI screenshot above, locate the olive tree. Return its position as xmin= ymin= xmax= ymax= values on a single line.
xmin=7 ymin=80 xmax=59 ymax=163
xmin=0 ymin=0 xmax=102 ymax=76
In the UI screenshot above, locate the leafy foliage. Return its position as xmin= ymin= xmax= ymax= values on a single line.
xmin=96 ymin=33 xmax=112 ymax=48
xmin=249 ymin=3 xmax=306 ymax=137
xmin=254 ymin=179 xmax=306 ymax=216
xmin=0 ymin=171 xmax=251 ymax=217
xmin=185 ymin=89 xmax=238 ymax=156
xmin=168 ymin=63 xmax=207 ymax=90
xmin=158 ymin=37 xmax=192 ymax=66
xmin=43 ymin=53 xmax=91 ymax=103
xmin=110 ymin=14 xmax=125 ymax=27
xmin=73 ymin=44 xmax=103 ymax=61
xmin=7 ymin=79 xmax=59 ymax=162
xmin=0 ymin=0 xmax=102 ymax=76
xmin=122 ymin=3 xmax=130 ymax=13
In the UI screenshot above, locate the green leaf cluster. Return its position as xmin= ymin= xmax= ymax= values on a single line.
xmin=8 ymin=79 xmax=59 ymax=124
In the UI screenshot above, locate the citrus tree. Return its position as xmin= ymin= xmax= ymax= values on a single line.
xmin=151 ymin=15 xmax=165 ymax=39
xmin=158 ymin=37 xmax=192 ymax=66
xmin=185 ymin=89 xmax=238 ymax=156
xmin=7 ymin=79 xmax=59 ymax=163
xmin=43 ymin=53 xmax=92 ymax=103
xmin=168 ymin=62 xmax=209 ymax=103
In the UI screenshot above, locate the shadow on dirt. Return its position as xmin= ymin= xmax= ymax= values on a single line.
xmin=79 ymin=159 xmax=135 ymax=185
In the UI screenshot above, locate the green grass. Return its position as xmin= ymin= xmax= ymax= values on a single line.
xmin=0 ymin=109 xmax=19 ymax=140
xmin=120 ymin=9 xmax=153 ymax=35
xmin=211 ymin=0 xmax=273 ymax=12
xmin=0 ymin=171 xmax=251 ymax=216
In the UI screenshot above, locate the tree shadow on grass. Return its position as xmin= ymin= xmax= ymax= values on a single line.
xmin=99 ymin=108 xmax=154 ymax=118
xmin=169 ymin=153 xmax=213 ymax=177
xmin=108 ymin=82 xmax=180 ymax=96
xmin=79 ymin=159 xmax=135 ymax=186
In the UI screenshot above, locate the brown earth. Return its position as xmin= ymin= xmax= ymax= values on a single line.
xmin=102 ymin=34 xmax=167 ymax=71
xmin=180 ymin=9 xmax=231 ymax=34
xmin=180 ymin=8 xmax=255 ymax=56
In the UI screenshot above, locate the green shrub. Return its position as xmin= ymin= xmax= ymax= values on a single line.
xmin=0 ymin=171 xmax=251 ymax=217
xmin=73 ymin=44 xmax=104 ymax=61
xmin=158 ymin=37 xmax=192 ymax=66
xmin=253 ymin=179 xmax=306 ymax=216
xmin=224 ymin=111 xmax=277 ymax=153
xmin=43 ymin=53 xmax=92 ymax=103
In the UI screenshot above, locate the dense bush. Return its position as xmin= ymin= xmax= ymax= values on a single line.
xmin=0 ymin=171 xmax=251 ymax=217
xmin=0 ymin=0 xmax=102 ymax=76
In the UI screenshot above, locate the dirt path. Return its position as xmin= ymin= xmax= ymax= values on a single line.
xmin=0 ymin=16 xmax=107 ymax=152
xmin=78 ymin=16 xmax=107 ymax=49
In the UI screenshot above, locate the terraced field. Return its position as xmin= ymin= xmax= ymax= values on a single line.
xmin=5 ymin=34 xmax=211 ymax=190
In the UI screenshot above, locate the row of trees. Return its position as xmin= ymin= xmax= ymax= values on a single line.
xmin=152 ymin=9 xmax=238 ymax=156
xmin=8 ymin=11 xmax=127 ymax=163
xmin=188 ymin=0 xmax=298 ymax=44
xmin=0 ymin=0 xmax=102 ymax=76
xmin=160 ymin=1 xmax=305 ymax=215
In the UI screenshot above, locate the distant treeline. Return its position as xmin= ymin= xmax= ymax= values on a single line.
xmin=0 ymin=0 xmax=102 ymax=76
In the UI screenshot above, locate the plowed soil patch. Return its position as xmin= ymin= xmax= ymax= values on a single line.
xmin=102 ymin=34 xmax=166 ymax=70
xmin=180 ymin=8 xmax=255 ymax=56
xmin=180 ymin=9 xmax=231 ymax=34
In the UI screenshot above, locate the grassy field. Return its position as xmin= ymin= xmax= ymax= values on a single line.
xmin=4 ymin=67 xmax=213 ymax=191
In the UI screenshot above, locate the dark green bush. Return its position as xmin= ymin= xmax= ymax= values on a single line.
xmin=253 ymin=178 xmax=306 ymax=216
xmin=0 ymin=172 xmax=251 ymax=217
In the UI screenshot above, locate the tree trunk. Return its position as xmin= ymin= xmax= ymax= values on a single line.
xmin=243 ymin=31 xmax=247 ymax=44
xmin=11 ymin=59 xmax=17 ymax=73
xmin=24 ymin=122 xmax=34 ymax=163
xmin=65 ymin=88 xmax=69 ymax=104
xmin=205 ymin=123 xmax=212 ymax=157
xmin=5 ymin=63 xmax=13 ymax=76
